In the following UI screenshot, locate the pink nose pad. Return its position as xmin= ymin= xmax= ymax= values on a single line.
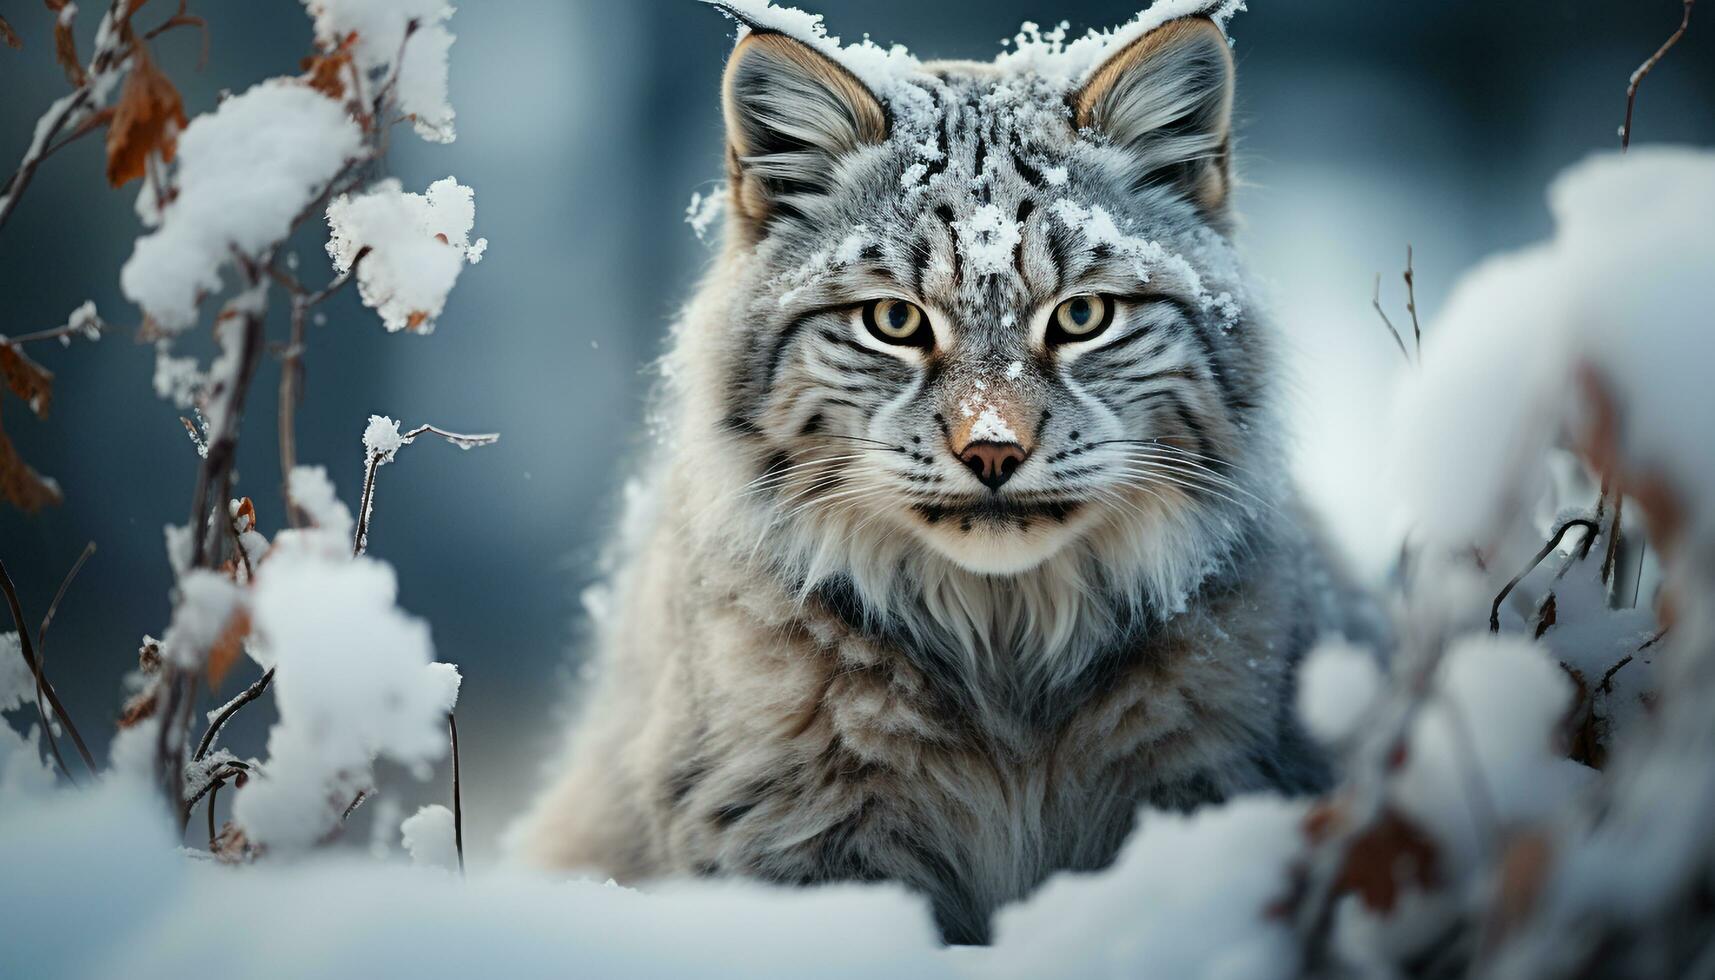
xmin=958 ymin=441 xmax=1028 ymax=490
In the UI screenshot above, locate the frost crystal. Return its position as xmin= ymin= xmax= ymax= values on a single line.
xmin=363 ymin=415 xmax=406 ymax=463
xmin=326 ymin=177 xmax=487 ymax=334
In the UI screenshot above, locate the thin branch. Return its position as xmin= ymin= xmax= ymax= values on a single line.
xmin=3 ymin=311 xmax=108 ymax=346
xmin=342 ymin=789 xmax=371 ymax=822
xmin=279 ymin=249 xmax=369 ymax=528
xmin=1622 ymin=0 xmax=1696 ymax=151
xmin=183 ymin=761 xmax=249 ymax=815
xmin=1597 ymin=630 xmax=1661 ymax=697
xmin=1371 ymin=274 xmax=1411 ymax=364
xmin=1402 ymin=245 xmax=1422 ymax=362
xmin=207 ymin=777 xmax=222 ymax=849
xmin=1598 ymin=493 xmax=1624 ymax=588
xmin=450 ymin=711 xmax=465 ymax=876
xmin=193 ymin=667 xmax=274 ymax=762
xmin=0 ymin=556 xmax=97 ymax=775
xmin=353 ymin=424 xmax=501 ymax=556
xmin=30 ymin=542 xmax=96 ymax=780
xmin=1490 ymin=519 xmax=1600 ymax=633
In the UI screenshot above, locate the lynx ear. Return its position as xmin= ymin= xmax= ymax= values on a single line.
xmin=721 ymin=30 xmax=888 ymax=234
xmin=1071 ymin=17 xmax=1235 ymax=215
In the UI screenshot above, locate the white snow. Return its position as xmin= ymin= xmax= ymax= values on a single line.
xmin=1390 ymin=634 xmax=1591 ymax=869
xmin=301 ymin=0 xmax=459 ymax=143
xmin=965 ymin=403 xmax=1018 ymax=444
xmin=1296 ymin=638 xmax=1383 ymax=745
xmin=235 ymin=545 xmax=461 ymax=850
xmin=325 ymin=177 xmax=487 ymax=333
xmin=286 ymin=465 xmax=355 ymax=546
xmin=709 ymin=0 xmax=921 ymax=100
xmin=55 ymin=301 xmax=101 ymax=346
xmin=121 ymin=81 xmax=363 ymax=331
xmin=158 ymin=570 xmax=244 ymax=670
xmin=0 ymin=632 xmax=34 ymax=715
xmin=992 ymin=795 xmax=1304 ymax=980
xmin=951 ymin=204 xmax=1022 ymax=279
xmin=994 ymin=2 xmax=1246 ymax=91
xmin=685 ymin=189 xmax=725 ymax=241
xmin=363 ymin=414 xmax=406 ymax=462
xmin=401 ymin=803 xmax=459 ymax=871
xmin=396 ymin=17 xmax=458 ymax=143
xmin=1393 ymin=148 xmax=1715 ymax=550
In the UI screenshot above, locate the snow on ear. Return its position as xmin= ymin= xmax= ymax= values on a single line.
xmin=721 ymin=30 xmax=887 ymax=234
xmin=1071 ymin=17 xmax=1234 ymax=216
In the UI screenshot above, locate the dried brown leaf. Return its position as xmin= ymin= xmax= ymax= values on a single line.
xmin=118 ymin=689 xmax=158 ymax=728
xmin=0 ymin=417 xmax=63 ymax=512
xmin=233 ymin=496 xmax=256 ymax=533
xmin=301 ymin=33 xmax=356 ymax=101
xmin=1487 ymin=831 xmax=1554 ymax=945
xmin=206 ymin=607 xmax=251 ymax=689
xmin=0 ymin=344 xmax=61 ymax=512
xmin=0 ymin=15 xmax=21 ymax=50
xmin=105 ymin=48 xmax=187 ymax=187
xmin=0 ymin=341 xmax=53 ymax=417
xmin=1303 ymin=801 xmax=1441 ymax=914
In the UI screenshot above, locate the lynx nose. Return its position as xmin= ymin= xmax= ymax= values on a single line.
xmin=959 ymin=442 xmax=1028 ymax=490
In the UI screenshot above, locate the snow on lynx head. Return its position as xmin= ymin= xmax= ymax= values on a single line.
xmin=667 ymin=1 xmax=1279 ymax=691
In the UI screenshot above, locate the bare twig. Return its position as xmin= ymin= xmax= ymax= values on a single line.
xmin=1371 ymin=274 xmax=1411 ymax=364
xmin=1622 ymin=0 xmax=1696 ymax=151
xmin=30 ymin=542 xmax=96 ymax=780
xmin=3 ymin=312 xmax=108 ymax=346
xmin=450 ymin=711 xmax=465 ymax=876
xmin=278 ymin=248 xmax=369 ymax=528
xmin=1596 ymin=628 xmax=1660 ymax=697
xmin=1403 ymin=246 xmax=1422 ymax=362
xmin=193 ymin=667 xmax=274 ymax=762
xmin=1490 ymin=519 xmax=1600 ymax=633
xmin=184 ymin=760 xmax=250 ymax=815
xmin=353 ymin=423 xmax=500 ymax=556
xmin=160 ymin=285 xmax=268 ymax=819
xmin=0 ymin=556 xmax=97 ymax=775
xmin=1599 ymin=494 xmax=1625 ymax=588
xmin=342 ymin=789 xmax=371 ymax=822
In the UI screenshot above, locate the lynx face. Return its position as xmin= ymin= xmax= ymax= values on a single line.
xmin=709 ymin=14 xmax=1273 ymax=584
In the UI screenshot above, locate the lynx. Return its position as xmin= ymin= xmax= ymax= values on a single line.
xmin=512 ymin=2 xmax=1358 ymax=944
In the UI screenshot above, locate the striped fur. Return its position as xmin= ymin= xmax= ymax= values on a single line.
xmin=512 ymin=10 xmax=1359 ymax=944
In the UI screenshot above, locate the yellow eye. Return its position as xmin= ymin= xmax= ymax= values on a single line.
xmin=1049 ymin=294 xmax=1111 ymax=343
xmin=863 ymin=299 xmax=929 ymax=347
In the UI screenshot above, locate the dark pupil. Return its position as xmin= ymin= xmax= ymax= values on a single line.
xmin=1069 ymin=299 xmax=1092 ymax=326
xmin=886 ymin=304 xmax=911 ymax=330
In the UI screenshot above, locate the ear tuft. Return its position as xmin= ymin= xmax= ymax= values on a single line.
xmin=1071 ymin=17 xmax=1235 ymax=215
xmin=722 ymin=32 xmax=888 ymax=237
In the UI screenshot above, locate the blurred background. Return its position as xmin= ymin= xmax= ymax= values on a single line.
xmin=1 ymin=0 xmax=1711 ymax=860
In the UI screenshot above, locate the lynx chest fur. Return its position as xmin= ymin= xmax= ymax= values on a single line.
xmin=513 ymin=2 xmax=1346 ymax=945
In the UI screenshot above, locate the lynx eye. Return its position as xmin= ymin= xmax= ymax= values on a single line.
xmin=863 ymin=299 xmax=930 ymax=348
xmin=1047 ymin=294 xmax=1113 ymax=344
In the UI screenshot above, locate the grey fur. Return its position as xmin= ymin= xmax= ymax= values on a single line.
xmin=511 ymin=10 xmax=1359 ymax=945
